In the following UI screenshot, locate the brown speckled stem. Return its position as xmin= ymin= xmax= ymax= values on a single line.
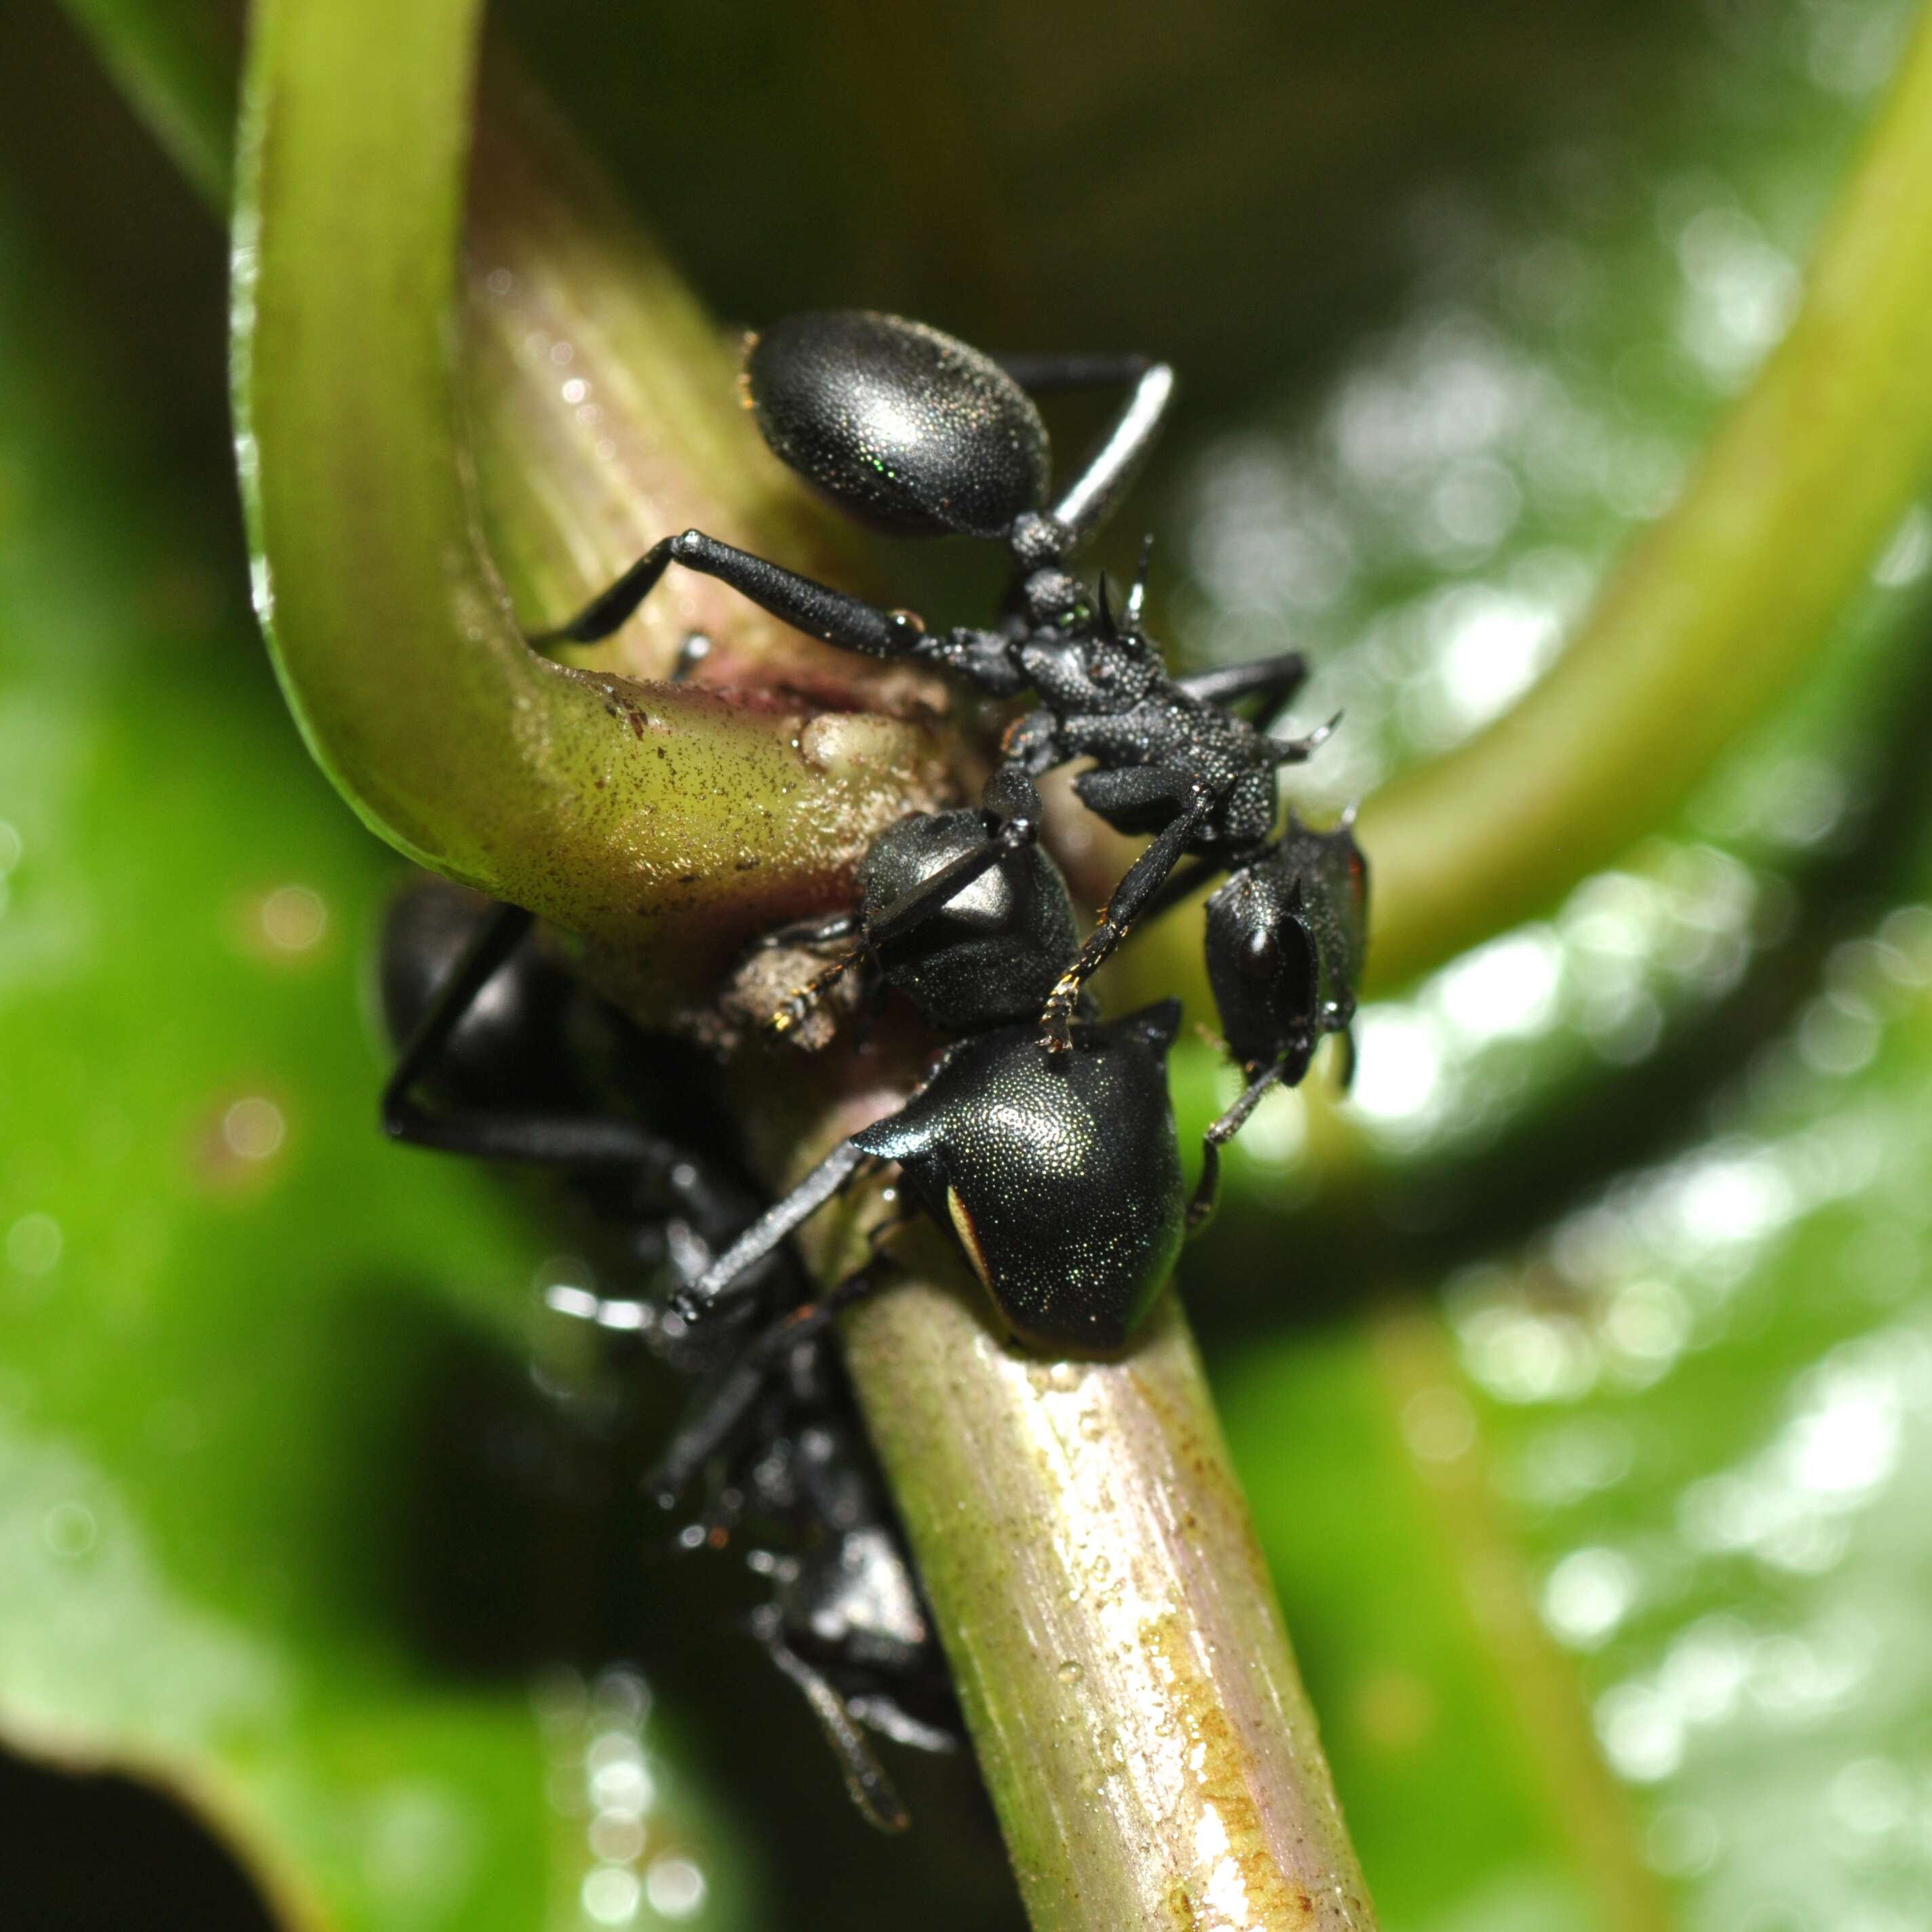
xmin=845 ymin=1264 xmax=1374 ymax=1931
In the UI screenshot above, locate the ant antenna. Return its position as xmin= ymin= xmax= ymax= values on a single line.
xmin=767 ymin=948 xmax=864 ymax=1039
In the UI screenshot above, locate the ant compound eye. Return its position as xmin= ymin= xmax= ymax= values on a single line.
xmin=746 ymin=312 xmax=1049 ymax=540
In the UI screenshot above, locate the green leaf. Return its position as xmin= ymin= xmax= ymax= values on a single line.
xmin=0 ymin=191 xmax=758 ymax=1927
xmin=1355 ymin=5 xmax=1932 ymax=987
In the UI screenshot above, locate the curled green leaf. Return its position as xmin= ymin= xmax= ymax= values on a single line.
xmin=232 ymin=0 xmax=953 ymax=1022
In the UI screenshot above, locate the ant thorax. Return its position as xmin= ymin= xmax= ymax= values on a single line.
xmin=1015 ymin=627 xmax=1127 ymax=713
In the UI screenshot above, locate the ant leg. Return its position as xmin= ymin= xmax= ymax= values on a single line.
xmin=383 ymin=902 xmax=697 ymax=1174
xmin=670 ymin=1138 xmax=872 ymax=1324
xmin=530 ymin=531 xmax=921 ymax=653
xmin=747 ymin=1602 xmax=910 ymax=1833
xmin=542 ymin=1281 xmax=665 ymax=1337
xmin=1176 ymin=651 xmax=1309 ymax=724
xmin=991 ymin=354 xmax=1174 ymax=552
xmin=676 ymin=1032 xmax=972 ymax=1321
xmin=754 ymin=910 xmax=862 ymax=953
xmin=996 ymin=352 xmax=1159 ymax=393
xmin=648 ymin=1262 xmax=889 ymax=1504
xmin=845 ymin=1696 xmax=956 ymax=1756
xmin=1184 ymin=1052 xmax=1315 ymax=1233
xmin=1332 ymin=1027 xmax=1358 ymax=1091
xmin=545 ymin=1200 xmax=775 ymax=1361
xmin=528 ymin=531 xmax=1024 ymax=692
xmin=864 ymin=768 xmax=1046 ymax=948
xmin=1049 ymin=364 xmax=1175 ymax=549
xmin=1041 ymin=780 xmax=1213 ymax=1049
xmin=385 ymin=901 xmax=530 ymax=1113
xmin=1137 ymin=851 xmax=1240 ymax=927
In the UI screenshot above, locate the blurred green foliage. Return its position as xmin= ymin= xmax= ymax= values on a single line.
xmin=6 ymin=3 xmax=1932 ymax=1929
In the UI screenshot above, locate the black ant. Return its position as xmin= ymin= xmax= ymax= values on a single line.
xmin=379 ymin=878 xmax=955 ymax=1830
xmin=532 ymin=311 xmax=1336 ymax=1072
xmin=1193 ymin=814 xmax=1368 ymax=1218
xmin=668 ymin=803 xmax=1189 ymax=1352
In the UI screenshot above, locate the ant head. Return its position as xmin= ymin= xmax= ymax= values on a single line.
xmin=744 ymin=313 xmax=1049 ymax=540
xmin=1203 ymin=817 xmax=1368 ymax=1077
xmin=858 ymin=811 xmax=1078 ymax=1032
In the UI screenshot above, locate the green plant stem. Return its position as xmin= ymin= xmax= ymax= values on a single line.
xmin=1364 ymin=1301 xmax=1672 ymax=1932
xmin=60 ymin=2 xmax=1932 ymax=1921
xmin=1360 ymin=3 xmax=1932 ymax=988
xmin=232 ymin=0 xmax=948 ymax=1020
xmin=58 ymin=0 xmax=239 ymax=206
xmin=847 ymin=1271 xmax=1376 ymax=1930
